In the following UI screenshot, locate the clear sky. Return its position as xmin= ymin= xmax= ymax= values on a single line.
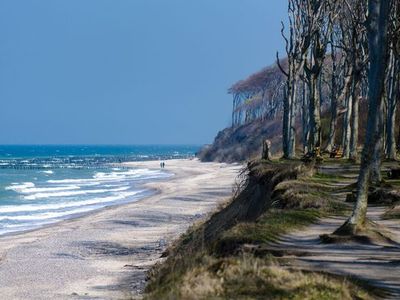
xmin=0 ymin=0 xmax=286 ymax=145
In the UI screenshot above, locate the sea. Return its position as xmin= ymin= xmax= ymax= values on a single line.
xmin=0 ymin=145 xmax=198 ymax=236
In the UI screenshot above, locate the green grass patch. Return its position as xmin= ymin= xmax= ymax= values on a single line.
xmin=312 ymin=172 xmax=347 ymax=181
xmin=216 ymin=209 xmax=321 ymax=248
xmin=273 ymin=179 xmax=350 ymax=214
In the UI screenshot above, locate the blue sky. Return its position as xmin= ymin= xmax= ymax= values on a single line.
xmin=0 ymin=0 xmax=286 ymax=145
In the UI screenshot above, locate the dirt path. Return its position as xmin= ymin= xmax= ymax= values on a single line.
xmin=270 ymin=165 xmax=400 ymax=299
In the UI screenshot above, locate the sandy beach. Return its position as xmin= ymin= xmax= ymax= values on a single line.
xmin=0 ymin=159 xmax=241 ymax=300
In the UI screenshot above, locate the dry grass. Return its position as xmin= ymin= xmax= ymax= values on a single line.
xmin=146 ymin=254 xmax=372 ymax=300
xmin=144 ymin=161 xmax=373 ymax=299
xmin=145 ymin=208 xmax=371 ymax=299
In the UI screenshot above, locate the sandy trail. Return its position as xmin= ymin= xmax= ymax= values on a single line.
xmin=273 ymin=209 xmax=400 ymax=297
xmin=270 ymin=165 xmax=400 ymax=299
xmin=0 ymin=159 xmax=241 ymax=300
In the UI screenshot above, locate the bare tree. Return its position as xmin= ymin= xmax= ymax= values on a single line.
xmin=333 ymin=0 xmax=368 ymax=160
xmin=325 ymin=30 xmax=343 ymax=153
xmin=303 ymin=0 xmax=336 ymax=155
xmin=335 ymin=0 xmax=392 ymax=234
xmin=385 ymin=1 xmax=400 ymax=160
xmin=277 ymin=0 xmax=311 ymax=159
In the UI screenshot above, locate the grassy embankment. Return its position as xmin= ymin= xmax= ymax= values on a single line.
xmin=144 ymin=160 xmax=381 ymax=299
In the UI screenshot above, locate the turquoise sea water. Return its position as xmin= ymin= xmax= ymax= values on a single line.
xmin=0 ymin=145 xmax=198 ymax=235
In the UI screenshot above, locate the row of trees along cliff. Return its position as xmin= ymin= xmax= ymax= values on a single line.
xmin=200 ymin=0 xmax=400 ymax=238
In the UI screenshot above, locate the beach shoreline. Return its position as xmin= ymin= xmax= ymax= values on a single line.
xmin=0 ymin=159 xmax=241 ymax=299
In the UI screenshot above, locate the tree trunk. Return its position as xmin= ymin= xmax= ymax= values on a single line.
xmin=371 ymin=96 xmax=385 ymax=184
xmin=396 ymin=60 xmax=400 ymax=154
xmin=386 ymin=53 xmax=398 ymax=160
xmin=288 ymin=82 xmax=297 ymax=158
xmin=262 ymin=139 xmax=272 ymax=161
xmin=350 ymin=81 xmax=360 ymax=161
xmin=341 ymin=0 xmax=391 ymax=233
xmin=302 ymin=80 xmax=310 ymax=154
xmin=326 ymin=100 xmax=337 ymax=153
xmin=232 ymin=94 xmax=238 ymax=127
xmin=308 ymin=73 xmax=321 ymax=153
xmin=282 ymin=84 xmax=290 ymax=158
xmin=326 ymin=42 xmax=339 ymax=153
xmin=342 ymin=92 xmax=353 ymax=159
xmin=326 ymin=69 xmax=338 ymax=153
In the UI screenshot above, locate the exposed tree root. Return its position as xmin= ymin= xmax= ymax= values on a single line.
xmin=345 ymin=185 xmax=400 ymax=205
xmin=320 ymin=219 xmax=398 ymax=246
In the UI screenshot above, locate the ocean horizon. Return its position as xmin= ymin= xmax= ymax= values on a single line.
xmin=0 ymin=145 xmax=199 ymax=236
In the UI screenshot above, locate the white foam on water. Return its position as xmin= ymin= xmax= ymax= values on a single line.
xmin=0 ymin=207 xmax=95 ymax=221
xmin=23 ymin=186 xmax=131 ymax=200
xmin=47 ymin=168 xmax=167 ymax=185
xmin=5 ymin=182 xmax=35 ymax=192
xmin=41 ymin=170 xmax=54 ymax=174
xmin=0 ymin=190 xmax=147 ymax=235
xmin=0 ymin=167 xmax=171 ymax=236
xmin=0 ymin=220 xmax=56 ymax=235
xmin=0 ymin=190 xmax=144 ymax=214
xmin=6 ymin=184 xmax=81 ymax=194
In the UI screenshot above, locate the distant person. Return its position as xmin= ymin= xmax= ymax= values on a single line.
xmin=162 ymin=162 xmax=165 ymax=168
xmin=160 ymin=161 xmax=163 ymax=169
